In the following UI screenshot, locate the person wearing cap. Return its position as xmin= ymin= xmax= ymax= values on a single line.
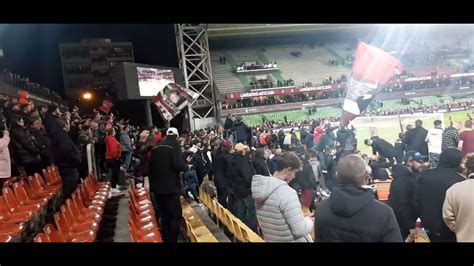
xmin=228 ymin=142 xmax=257 ymax=231
xmin=415 ymin=148 xmax=465 ymax=242
xmin=388 ymin=151 xmax=424 ymax=240
xmin=212 ymin=139 xmax=233 ymax=208
xmin=148 ymin=127 xmax=190 ymax=243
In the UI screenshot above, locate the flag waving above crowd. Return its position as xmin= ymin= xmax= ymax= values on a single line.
xmin=341 ymin=41 xmax=404 ymax=126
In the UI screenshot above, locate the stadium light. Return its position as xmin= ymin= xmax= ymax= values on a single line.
xmin=82 ymin=92 xmax=92 ymax=100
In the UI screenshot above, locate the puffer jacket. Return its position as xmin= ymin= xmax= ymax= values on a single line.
xmin=252 ymin=174 xmax=313 ymax=242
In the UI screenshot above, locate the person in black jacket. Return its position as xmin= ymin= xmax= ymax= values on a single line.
xmin=9 ymin=115 xmax=42 ymax=177
xmin=190 ymin=139 xmax=206 ymax=186
xmin=52 ymin=118 xmax=82 ymax=200
xmin=252 ymin=148 xmax=270 ymax=176
xmin=315 ymin=154 xmax=402 ymax=242
xmin=212 ymin=140 xmax=232 ymax=208
xmin=388 ymin=151 xmax=423 ymax=240
xmin=415 ymin=148 xmax=465 ymax=242
xmin=232 ymin=116 xmax=249 ymax=144
xmin=292 ymin=152 xmax=317 ymax=209
xmin=223 ymin=113 xmax=233 ymax=138
xmin=364 ymin=136 xmax=397 ymax=164
xmin=29 ymin=116 xmax=52 ymax=171
xmin=148 ymin=127 xmax=190 ymax=243
xmin=228 ymin=143 xmax=257 ymax=231
xmin=393 ymin=132 xmax=405 ymax=165
xmin=403 ymin=119 xmax=429 ymax=157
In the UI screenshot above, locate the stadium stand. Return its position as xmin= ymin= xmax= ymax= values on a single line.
xmin=211 ymin=52 xmax=247 ymax=94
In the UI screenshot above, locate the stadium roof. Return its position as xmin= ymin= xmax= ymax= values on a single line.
xmin=207 ymin=24 xmax=375 ymax=39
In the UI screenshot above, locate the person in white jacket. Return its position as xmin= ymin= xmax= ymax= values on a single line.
xmin=425 ymin=120 xmax=443 ymax=168
xmin=251 ymin=152 xmax=314 ymax=242
xmin=443 ymin=155 xmax=473 ymax=242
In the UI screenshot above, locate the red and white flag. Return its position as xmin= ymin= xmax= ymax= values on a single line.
xmin=98 ymin=100 xmax=114 ymax=114
xmin=341 ymin=41 xmax=403 ymax=126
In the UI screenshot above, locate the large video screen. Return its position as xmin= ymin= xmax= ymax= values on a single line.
xmin=137 ymin=67 xmax=175 ymax=96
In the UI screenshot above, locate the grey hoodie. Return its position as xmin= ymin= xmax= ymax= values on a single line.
xmin=251 ymin=174 xmax=313 ymax=242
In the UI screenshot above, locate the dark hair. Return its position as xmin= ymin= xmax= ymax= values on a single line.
xmin=57 ymin=118 xmax=68 ymax=129
xmin=465 ymin=155 xmax=474 ymax=174
xmin=275 ymin=152 xmax=301 ymax=171
xmin=29 ymin=116 xmax=41 ymax=126
xmin=415 ymin=119 xmax=423 ymax=127
xmin=364 ymin=139 xmax=370 ymax=145
xmin=434 ymin=120 xmax=442 ymax=126
xmin=465 ymin=120 xmax=472 ymax=129
xmin=48 ymin=104 xmax=58 ymax=113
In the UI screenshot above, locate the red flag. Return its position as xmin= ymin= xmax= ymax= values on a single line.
xmin=98 ymin=100 xmax=113 ymax=114
xmin=341 ymin=42 xmax=403 ymax=126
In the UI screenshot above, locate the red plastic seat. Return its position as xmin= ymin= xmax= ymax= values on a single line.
xmin=28 ymin=175 xmax=56 ymax=195
xmin=0 ymin=197 xmax=34 ymax=224
xmin=21 ymin=180 xmax=54 ymax=201
xmin=71 ymin=191 xmax=103 ymax=215
xmin=34 ymin=173 xmax=60 ymax=193
xmin=60 ymin=205 xmax=99 ymax=233
xmin=66 ymin=198 xmax=101 ymax=223
xmin=42 ymin=224 xmax=66 ymax=242
xmin=12 ymin=182 xmax=48 ymax=208
xmin=44 ymin=167 xmax=61 ymax=187
xmin=129 ymin=220 xmax=162 ymax=242
xmin=0 ymin=223 xmax=26 ymax=236
xmin=34 ymin=232 xmax=50 ymax=242
xmin=0 ymin=234 xmax=13 ymax=242
xmin=53 ymin=213 xmax=95 ymax=242
xmin=79 ymin=185 xmax=106 ymax=206
xmin=2 ymin=187 xmax=41 ymax=214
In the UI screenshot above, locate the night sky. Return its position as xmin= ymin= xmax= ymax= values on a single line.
xmin=0 ymin=24 xmax=178 ymax=96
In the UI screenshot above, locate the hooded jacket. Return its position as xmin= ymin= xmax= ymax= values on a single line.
xmin=9 ymin=123 xmax=41 ymax=165
xmin=316 ymin=184 xmax=402 ymax=242
xmin=371 ymin=138 xmax=396 ymax=159
xmin=252 ymin=149 xmax=270 ymax=176
xmin=232 ymin=120 xmax=249 ymax=142
xmin=388 ymin=165 xmax=418 ymax=231
xmin=426 ymin=127 xmax=443 ymax=154
xmin=415 ymin=148 xmax=465 ymax=242
xmin=252 ymin=174 xmax=313 ymax=242
xmin=228 ymin=153 xmax=255 ymax=199
xmin=148 ymin=136 xmax=188 ymax=194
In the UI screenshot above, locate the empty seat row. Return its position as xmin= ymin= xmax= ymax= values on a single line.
xmin=33 ymin=173 xmax=111 ymax=242
xmin=199 ymin=187 xmax=264 ymax=243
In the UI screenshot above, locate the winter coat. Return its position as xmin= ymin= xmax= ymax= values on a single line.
xmin=50 ymin=128 xmax=81 ymax=169
xmin=443 ymin=177 xmax=474 ymax=242
xmin=224 ymin=118 xmax=233 ymax=131
xmin=232 ymin=120 xmax=249 ymax=143
xmin=425 ymin=127 xmax=443 ymax=154
xmin=30 ymin=127 xmax=53 ymax=166
xmin=0 ymin=132 xmax=11 ymax=178
xmin=105 ymin=135 xmax=121 ymax=160
xmin=212 ymin=149 xmax=231 ymax=189
xmin=252 ymin=174 xmax=313 ymax=242
xmin=252 ymin=150 xmax=270 ymax=176
xmin=294 ymin=162 xmax=316 ymax=189
xmin=441 ymin=126 xmax=459 ymax=150
xmin=120 ymin=131 xmax=132 ymax=152
xmin=388 ymin=165 xmax=418 ymax=231
xmin=315 ymin=184 xmax=402 ymax=242
xmin=415 ymin=148 xmax=465 ymax=242
xmin=372 ymin=138 xmax=396 ymax=160
xmin=148 ymin=136 xmax=188 ymax=194
xmin=403 ymin=126 xmax=429 ymax=156
xmin=228 ymin=153 xmax=255 ymax=199
xmin=9 ymin=124 xmax=41 ymax=166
